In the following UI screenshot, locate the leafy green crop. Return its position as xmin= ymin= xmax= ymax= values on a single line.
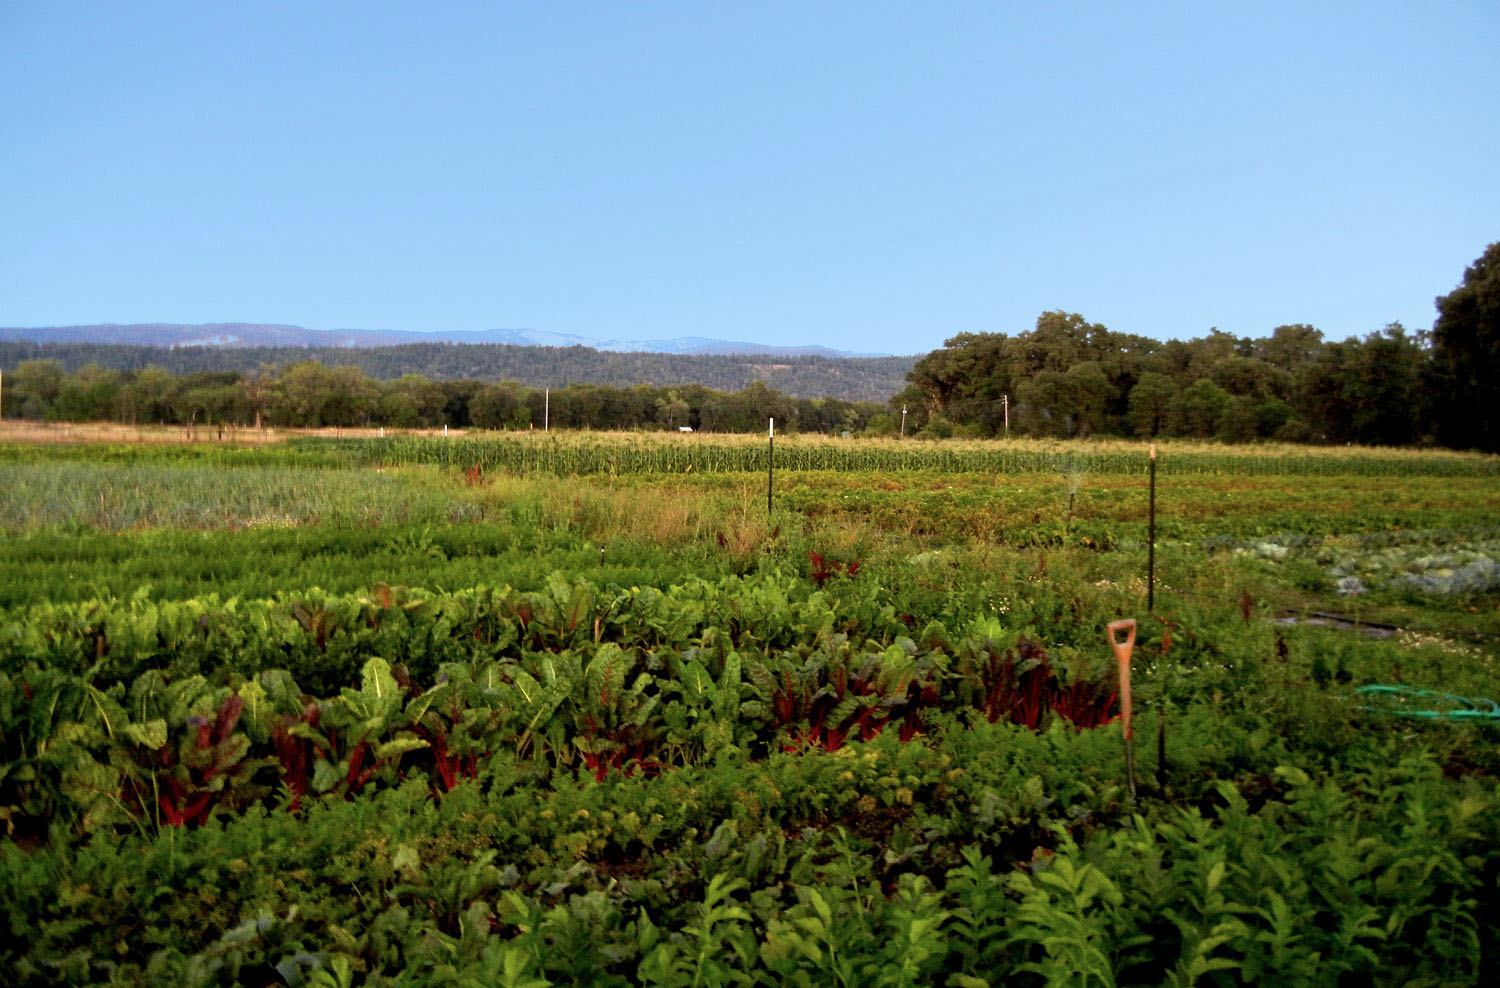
xmin=3 ymin=439 xmax=1498 ymax=986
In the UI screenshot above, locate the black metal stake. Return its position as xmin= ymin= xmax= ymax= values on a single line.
xmin=767 ymin=418 xmax=774 ymax=517
xmin=1147 ymin=444 xmax=1157 ymax=612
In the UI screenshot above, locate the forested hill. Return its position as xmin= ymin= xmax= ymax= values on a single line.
xmin=0 ymin=341 xmax=916 ymax=403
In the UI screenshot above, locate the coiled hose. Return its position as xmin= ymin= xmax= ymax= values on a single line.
xmin=1354 ymin=685 xmax=1500 ymax=721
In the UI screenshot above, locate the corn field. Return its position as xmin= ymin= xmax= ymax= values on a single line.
xmin=291 ymin=433 xmax=1500 ymax=478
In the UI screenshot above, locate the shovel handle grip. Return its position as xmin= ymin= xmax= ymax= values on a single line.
xmin=1107 ymin=618 xmax=1136 ymax=658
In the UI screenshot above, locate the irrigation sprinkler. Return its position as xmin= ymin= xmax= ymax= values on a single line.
xmin=1107 ymin=618 xmax=1139 ymax=802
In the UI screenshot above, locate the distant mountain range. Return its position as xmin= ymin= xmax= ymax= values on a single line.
xmin=0 ymin=323 xmax=892 ymax=359
xmin=0 ymin=327 xmax=919 ymax=403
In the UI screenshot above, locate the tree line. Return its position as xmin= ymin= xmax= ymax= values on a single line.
xmin=895 ymin=242 xmax=1500 ymax=451
xmin=0 ymin=361 xmax=889 ymax=435
xmin=0 ymin=341 xmax=915 ymax=404
xmin=895 ymin=316 xmax=1430 ymax=444
xmin=5 ymin=242 xmax=1494 ymax=448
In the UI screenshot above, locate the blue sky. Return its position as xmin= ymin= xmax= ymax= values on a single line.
xmin=2 ymin=1 xmax=1496 ymax=355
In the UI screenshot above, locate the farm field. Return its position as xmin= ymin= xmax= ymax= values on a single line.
xmin=2 ymin=432 xmax=1499 ymax=986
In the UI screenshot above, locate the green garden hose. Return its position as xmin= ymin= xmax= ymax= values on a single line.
xmin=1354 ymin=685 xmax=1500 ymax=721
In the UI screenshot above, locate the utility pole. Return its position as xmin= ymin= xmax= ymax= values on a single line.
xmin=900 ymin=405 xmax=907 ymax=437
xmin=1003 ymin=394 xmax=1009 ymax=436
xmin=544 ymin=388 xmax=549 ymax=431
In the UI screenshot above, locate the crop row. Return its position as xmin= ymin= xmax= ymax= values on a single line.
xmin=1 ymin=628 xmax=1116 ymax=838
xmin=291 ymin=435 xmax=1500 ymax=477
xmin=0 ymin=568 xmax=1144 ymax=690
xmin=4 ymin=685 xmax=1493 ymax=987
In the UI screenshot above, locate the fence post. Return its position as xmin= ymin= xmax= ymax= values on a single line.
xmin=1147 ymin=444 xmax=1157 ymax=612
xmin=767 ymin=417 xmax=774 ymax=517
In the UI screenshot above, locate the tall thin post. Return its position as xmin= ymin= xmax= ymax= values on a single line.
xmin=900 ymin=406 xmax=907 ymax=437
xmin=544 ymin=388 xmax=549 ymax=431
xmin=1003 ymin=394 xmax=1009 ymax=436
xmin=1147 ymin=444 xmax=1157 ymax=612
xmin=767 ymin=417 xmax=774 ymax=517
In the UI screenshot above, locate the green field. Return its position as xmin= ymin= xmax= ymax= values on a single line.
xmin=2 ymin=434 xmax=1499 ymax=986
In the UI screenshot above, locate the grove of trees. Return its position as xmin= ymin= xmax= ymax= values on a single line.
xmin=0 ymin=361 xmax=887 ymax=436
xmin=894 ymin=243 xmax=1500 ymax=450
xmin=893 ymin=315 xmax=1434 ymax=445
xmin=0 ymin=341 xmax=914 ymax=405
xmin=1431 ymin=241 xmax=1500 ymax=451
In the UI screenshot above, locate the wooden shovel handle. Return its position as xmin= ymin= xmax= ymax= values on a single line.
xmin=1108 ymin=618 xmax=1137 ymax=745
xmin=1108 ymin=618 xmax=1140 ymax=800
xmin=1107 ymin=618 xmax=1136 ymax=660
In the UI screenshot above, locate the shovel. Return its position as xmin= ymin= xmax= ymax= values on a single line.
xmin=1107 ymin=618 xmax=1138 ymax=802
